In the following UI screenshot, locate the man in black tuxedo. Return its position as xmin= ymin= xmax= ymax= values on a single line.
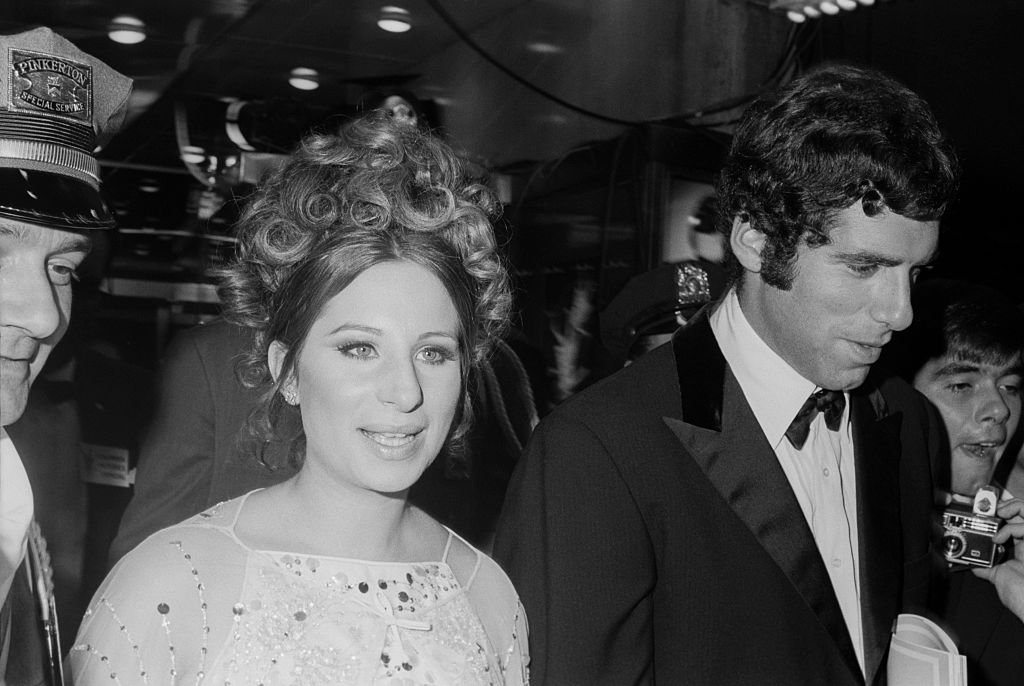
xmin=494 ymin=63 xmax=960 ymax=685
xmin=0 ymin=27 xmax=130 ymax=684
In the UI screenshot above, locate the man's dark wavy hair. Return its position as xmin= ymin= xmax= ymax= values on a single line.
xmin=716 ymin=63 xmax=960 ymax=289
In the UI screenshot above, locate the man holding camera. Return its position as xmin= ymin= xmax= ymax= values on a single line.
xmin=883 ymin=278 xmax=1024 ymax=686
xmin=0 ymin=27 xmax=130 ymax=683
xmin=495 ymin=63 xmax=959 ymax=685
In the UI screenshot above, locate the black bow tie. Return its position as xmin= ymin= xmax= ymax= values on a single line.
xmin=784 ymin=389 xmax=846 ymax=450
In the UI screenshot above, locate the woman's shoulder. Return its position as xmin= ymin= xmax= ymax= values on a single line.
xmin=440 ymin=530 xmax=527 ymax=670
xmin=441 ymin=536 xmax=498 ymax=586
xmin=440 ymin=528 xmax=519 ymax=611
xmin=112 ymin=495 xmax=250 ymax=575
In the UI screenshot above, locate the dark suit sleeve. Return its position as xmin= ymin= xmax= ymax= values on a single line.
xmin=107 ymin=329 xmax=216 ymax=565
xmin=903 ymin=387 xmax=948 ymax=615
xmin=493 ymin=411 xmax=655 ymax=686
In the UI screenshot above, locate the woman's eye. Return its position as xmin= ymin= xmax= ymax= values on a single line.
xmin=418 ymin=346 xmax=455 ymax=365
xmin=338 ymin=343 xmax=376 ymax=359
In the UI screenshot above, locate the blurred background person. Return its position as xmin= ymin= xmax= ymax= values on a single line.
xmin=69 ymin=112 xmax=528 ymax=684
xmin=356 ymin=88 xmax=435 ymax=131
xmin=882 ymin=277 xmax=1024 ymax=686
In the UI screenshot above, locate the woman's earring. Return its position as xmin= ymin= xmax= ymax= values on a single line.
xmin=283 ymin=388 xmax=299 ymax=406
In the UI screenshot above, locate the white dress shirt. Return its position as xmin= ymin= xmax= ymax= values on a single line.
xmin=0 ymin=427 xmax=34 ymax=679
xmin=710 ymin=289 xmax=865 ymax=675
xmin=0 ymin=429 xmax=32 ymax=601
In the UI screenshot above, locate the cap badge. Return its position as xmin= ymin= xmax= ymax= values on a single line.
xmin=675 ymin=262 xmax=711 ymax=307
xmin=8 ymin=48 xmax=92 ymax=124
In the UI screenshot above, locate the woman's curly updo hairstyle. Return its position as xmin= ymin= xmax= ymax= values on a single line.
xmin=217 ymin=111 xmax=512 ymax=467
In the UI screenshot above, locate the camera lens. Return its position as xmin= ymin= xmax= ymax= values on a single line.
xmin=943 ymin=534 xmax=965 ymax=558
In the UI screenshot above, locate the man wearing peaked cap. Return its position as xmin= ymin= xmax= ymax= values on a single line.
xmin=0 ymin=26 xmax=131 ymax=685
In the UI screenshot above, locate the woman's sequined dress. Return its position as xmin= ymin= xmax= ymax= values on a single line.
xmin=69 ymin=493 xmax=529 ymax=685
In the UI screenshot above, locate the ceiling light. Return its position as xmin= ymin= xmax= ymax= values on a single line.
xmin=138 ymin=178 xmax=160 ymax=193
xmin=288 ymin=67 xmax=319 ymax=91
xmin=377 ymin=6 xmax=412 ymax=33
xmin=527 ymin=41 xmax=564 ymax=54
xmin=108 ymin=15 xmax=146 ymax=45
xmin=766 ymin=0 xmax=876 ymax=20
xmin=180 ymin=145 xmax=206 ymax=165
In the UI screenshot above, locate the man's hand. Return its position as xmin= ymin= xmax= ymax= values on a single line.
xmin=973 ymin=498 xmax=1024 ymax=622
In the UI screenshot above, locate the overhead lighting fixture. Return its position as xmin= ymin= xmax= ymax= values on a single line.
xmin=763 ymin=0 xmax=877 ymax=21
xmin=377 ymin=6 xmax=412 ymax=33
xmin=526 ymin=41 xmax=564 ymax=55
xmin=288 ymin=67 xmax=319 ymax=91
xmin=180 ymin=145 xmax=206 ymax=165
xmin=138 ymin=177 xmax=160 ymax=193
xmin=108 ymin=15 xmax=147 ymax=45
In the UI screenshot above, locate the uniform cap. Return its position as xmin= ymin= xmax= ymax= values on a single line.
xmin=600 ymin=259 xmax=726 ymax=362
xmin=0 ymin=26 xmax=132 ymax=229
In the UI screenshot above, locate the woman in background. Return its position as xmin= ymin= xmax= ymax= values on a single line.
xmin=69 ymin=111 xmax=528 ymax=685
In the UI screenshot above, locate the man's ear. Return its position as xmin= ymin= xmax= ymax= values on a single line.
xmin=268 ymin=340 xmax=298 ymax=403
xmin=729 ymin=215 xmax=766 ymax=274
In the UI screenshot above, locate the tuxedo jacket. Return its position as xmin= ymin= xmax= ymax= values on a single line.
xmin=493 ymin=310 xmax=943 ymax=686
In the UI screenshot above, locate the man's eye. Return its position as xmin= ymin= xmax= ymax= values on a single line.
xmin=48 ymin=263 xmax=79 ymax=286
xmin=848 ymin=263 xmax=879 ymax=277
xmin=946 ymin=383 xmax=972 ymax=394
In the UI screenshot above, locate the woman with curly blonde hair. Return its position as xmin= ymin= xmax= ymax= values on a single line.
xmin=70 ymin=112 xmax=528 ymax=685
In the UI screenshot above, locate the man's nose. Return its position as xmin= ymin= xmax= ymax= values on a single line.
xmin=872 ymin=270 xmax=914 ymax=332
xmin=977 ymin=387 xmax=1011 ymax=425
xmin=0 ymin=264 xmax=64 ymax=341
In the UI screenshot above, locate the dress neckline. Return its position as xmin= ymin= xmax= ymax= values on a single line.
xmin=218 ymin=489 xmax=475 ymax=573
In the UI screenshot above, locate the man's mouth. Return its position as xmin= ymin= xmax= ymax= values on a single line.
xmin=959 ymin=442 xmax=1003 ymax=460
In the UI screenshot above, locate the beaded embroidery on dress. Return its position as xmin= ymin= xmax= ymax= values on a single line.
xmin=69 ymin=493 xmax=529 ymax=685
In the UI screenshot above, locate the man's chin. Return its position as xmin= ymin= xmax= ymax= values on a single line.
xmin=0 ymin=388 xmax=29 ymax=427
xmin=821 ymin=367 xmax=871 ymax=393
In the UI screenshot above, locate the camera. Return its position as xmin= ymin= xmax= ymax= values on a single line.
xmin=941 ymin=485 xmax=1006 ymax=569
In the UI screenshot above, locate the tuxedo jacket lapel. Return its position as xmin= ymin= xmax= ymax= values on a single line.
xmin=664 ymin=311 xmax=861 ymax=679
xmin=850 ymin=386 xmax=903 ymax=684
